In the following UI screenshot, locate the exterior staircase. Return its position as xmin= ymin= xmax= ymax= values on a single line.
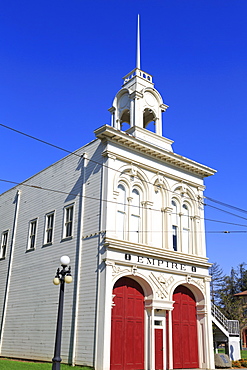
xmin=211 ymin=303 xmax=240 ymax=361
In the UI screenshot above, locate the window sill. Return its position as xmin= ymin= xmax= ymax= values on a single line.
xmin=61 ymin=236 xmax=73 ymax=242
xmin=42 ymin=242 xmax=53 ymax=248
xmin=26 ymin=248 xmax=35 ymax=253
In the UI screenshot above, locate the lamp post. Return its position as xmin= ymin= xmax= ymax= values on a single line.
xmin=52 ymin=256 xmax=72 ymax=370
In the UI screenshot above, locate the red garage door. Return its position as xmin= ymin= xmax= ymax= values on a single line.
xmin=172 ymin=285 xmax=199 ymax=369
xmin=110 ymin=277 xmax=144 ymax=370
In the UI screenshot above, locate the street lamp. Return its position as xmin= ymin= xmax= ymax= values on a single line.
xmin=52 ymin=256 xmax=72 ymax=370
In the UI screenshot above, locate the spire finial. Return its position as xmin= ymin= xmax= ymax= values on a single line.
xmin=136 ymin=14 xmax=141 ymax=69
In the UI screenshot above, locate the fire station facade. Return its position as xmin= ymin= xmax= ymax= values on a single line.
xmin=0 ymin=64 xmax=216 ymax=370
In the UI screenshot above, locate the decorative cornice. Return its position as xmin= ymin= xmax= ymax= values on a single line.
xmin=104 ymin=236 xmax=211 ymax=268
xmin=99 ymin=149 xmax=207 ymax=189
xmin=94 ymin=125 xmax=216 ymax=178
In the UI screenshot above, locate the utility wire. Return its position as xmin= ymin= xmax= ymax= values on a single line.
xmin=205 ymin=196 xmax=247 ymax=214
xmin=204 ymin=204 xmax=247 ymax=221
xmin=1 ymin=122 xmax=247 ymax=222
xmin=0 ymin=123 xmax=209 ymax=207
xmin=1 ymin=178 xmax=247 ymax=230
xmin=0 ymin=123 xmax=74 ymax=157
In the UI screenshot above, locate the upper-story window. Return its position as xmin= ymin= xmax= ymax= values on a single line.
xmin=182 ymin=204 xmax=190 ymax=254
xmin=171 ymin=195 xmax=193 ymax=253
xmin=44 ymin=212 xmax=55 ymax=245
xmin=116 ymin=184 xmax=127 ymax=239
xmin=152 ymin=185 xmax=165 ymax=249
xmin=116 ymin=183 xmax=143 ymax=243
xmin=171 ymin=200 xmax=178 ymax=251
xmin=28 ymin=219 xmax=37 ymax=250
xmin=0 ymin=230 xmax=8 ymax=258
xmin=130 ymin=188 xmax=141 ymax=243
xmin=63 ymin=205 xmax=74 ymax=238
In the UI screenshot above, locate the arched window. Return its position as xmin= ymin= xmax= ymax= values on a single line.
xmin=172 ymin=200 xmax=178 ymax=251
xmin=130 ymin=188 xmax=141 ymax=243
xmin=182 ymin=204 xmax=190 ymax=254
xmin=116 ymin=184 xmax=126 ymax=239
xmin=152 ymin=189 xmax=163 ymax=248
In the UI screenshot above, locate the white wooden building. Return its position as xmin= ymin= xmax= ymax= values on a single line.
xmin=0 ymin=33 xmax=217 ymax=370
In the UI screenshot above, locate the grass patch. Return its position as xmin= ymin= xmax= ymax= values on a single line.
xmin=241 ymin=351 xmax=247 ymax=360
xmin=0 ymin=358 xmax=92 ymax=370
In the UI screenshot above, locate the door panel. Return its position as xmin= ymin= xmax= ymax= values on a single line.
xmin=172 ymin=285 xmax=199 ymax=369
xmin=110 ymin=277 xmax=144 ymax=370
xmin=155 ymin=328 xmax=164 ymax=370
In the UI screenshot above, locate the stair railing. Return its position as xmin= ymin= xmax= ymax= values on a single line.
xmin=211 ymin=303 xmax=239 ymax=336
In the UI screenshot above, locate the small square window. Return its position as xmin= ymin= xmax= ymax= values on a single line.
xmin=1 ymin=231 xmax=8 ymax=258
xmin=63 ymin=205 xmax=74 ymax=238
xmin=154 ymin=320 xmax=163 ymax=326
xmin=28 ymin=219 xmax=37 ymax=250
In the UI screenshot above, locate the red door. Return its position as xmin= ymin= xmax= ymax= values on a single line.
xmin=110 ymin=277 xmax=144 ymax=370
xmin=172 ymin=285 xmax=199 ymax=369
xmin=155 ymin=328 xmax=164 ymax=370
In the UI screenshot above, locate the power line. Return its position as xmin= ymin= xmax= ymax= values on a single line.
xmin=1 ymin=122 xmax=247 ymax=223
xmin=205 ymin=196 xmax=247 ymax=214
xmin=1 ymin=178 xmax=247 ymax=230
xmin=0 ymin=123 xmax=75 ymax=157
xmin=204 ymin=217 xmax=247 ymax=228
xmin=204 ymin=203 xmax=247 ymax=221
xmin=0 ymin=123 xmax=207 ymax=207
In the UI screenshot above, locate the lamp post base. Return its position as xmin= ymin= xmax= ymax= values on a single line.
xmin=52 ymin=356 xmax=62 ymax=370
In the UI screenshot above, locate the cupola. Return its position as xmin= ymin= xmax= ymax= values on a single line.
xmin=109 ymin=15 xmax=171 ymax=150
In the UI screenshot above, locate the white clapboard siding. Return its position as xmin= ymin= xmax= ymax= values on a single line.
xmin=0 ymin=138 xmax=104 ymax=365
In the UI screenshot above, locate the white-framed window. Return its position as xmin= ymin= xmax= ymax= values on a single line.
xmin=44 ymin=212 xmax=55 ymax=244
xmin=152 ymin=188 xmax=163 ymax=248
xmin=116 ymin=183 xmax=143 ymax=243
xmin=130 ymin=188 xmax=141 ymax=243
xmin=63 ymin=205 xmax=74 ymax=238
xmin=1 ymin=230 xmax=8 ymax=258
xmin=28 ymin=219 xmax=37 ymax=250
xmin=172 ymin=200 xmax=178 ymax=251
xmin=182 ymin=203 xmax=190 ymax=254
xmin=116 ymin=184 xmax=126 ymax=239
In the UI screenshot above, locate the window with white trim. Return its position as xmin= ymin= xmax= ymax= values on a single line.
xmin=116 ymin=184 xmax=126 ymax=239
xmin=44 ymin=212 xmax=54 ymax=244
xmin=116 ymin=183 xmax=143 ymax=243
xmin=182 ymin=203 xmax=190 ymax=254
xmin=63 ymin=205 xmax=74 ymax=238
xmin=1 ymin=231 xmax=8 ymax=258
xmin=130 ymin=188 xmax=141 ymax=243
xmin=28 ymin=219 xmax=37 ymax=250
xmin=152 ymin=188 xmax=163 ymax=248
xmin=172 ymin=200 xmax=178 ymax=251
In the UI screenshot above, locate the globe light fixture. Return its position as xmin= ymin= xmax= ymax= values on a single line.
xmin=52 ymin=256 xmax=72 ymax=370
xmin=64 ymin=275 xmax=73 ymax=284
xmin=60 ymin=255 xmax=70 ymax=266
xmin=53 ymin=277 xmax=60 ymax=285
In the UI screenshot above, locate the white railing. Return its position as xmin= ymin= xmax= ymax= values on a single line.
xmin=228 ymin=320 xmax=239 ymax=336
xmin=211 ymin=303 xmax=239 ymax=336
xmin=123 ymin=68 xmax=153 ymax=84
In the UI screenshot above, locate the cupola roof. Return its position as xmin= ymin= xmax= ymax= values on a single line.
xmin=109 ymin=15 xmax=169 ymax=148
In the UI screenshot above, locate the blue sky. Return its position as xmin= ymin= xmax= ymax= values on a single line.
xmin=1 ymin=0 xmax=247 ymax=275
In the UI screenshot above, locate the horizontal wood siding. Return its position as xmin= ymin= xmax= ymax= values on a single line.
xmin=0 ymin=190 xmax=19 ymax=340
xmin=0 ymin=139 xmax=104 ymax=366
xmin=74 ymin=141 xmax=104 ymax=366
